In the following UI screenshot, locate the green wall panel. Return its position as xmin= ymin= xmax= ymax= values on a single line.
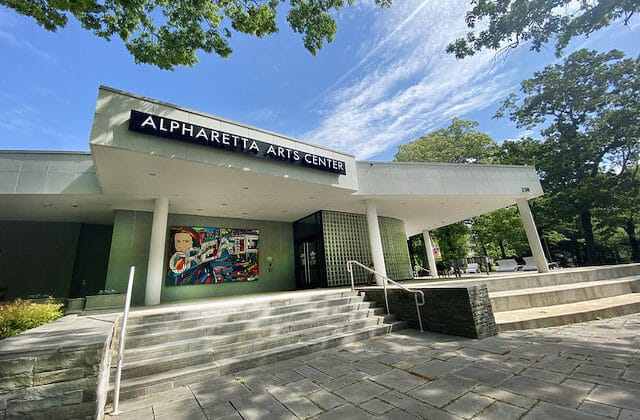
xmin=105 ymin=210 xmax=152 ymax=305
xmin=105 ymin=210 xmax=295 ymax=305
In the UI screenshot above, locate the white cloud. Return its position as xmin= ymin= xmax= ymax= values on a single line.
xmin=0 ymin=30 xmax=53 ymax=62
xmin=302 ymin=0 xmax=524 ymax=159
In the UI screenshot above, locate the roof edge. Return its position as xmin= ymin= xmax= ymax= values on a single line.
xmin=98 ymin=85 xmax=356 ymax=159
xmin=356 ymin=160 xmax=538 ymax=170
xmin=0 ymin=150 xmax=92 ymax=155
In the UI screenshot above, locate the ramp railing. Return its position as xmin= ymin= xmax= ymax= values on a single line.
xmin=346 ymin=260 xmax=424 ymax=332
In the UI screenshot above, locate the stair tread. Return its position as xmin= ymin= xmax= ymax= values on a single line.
xmin=125 ymin=300 xmax=372 ymax=337
xmin=215 ymin=322 xmax=403 ymax=369
xmin=494 ymin=293 xmax=640 ymax=324
xmin=125 ymin=290 xmax=360 ymax=324
xmin=120 ymin=315 xmax=390 ymax=369
xmin=112 ymin=322 xmax=403 ymax=391
xmin=126 ymin=295 xmax=365 ymax=327
xmin=123 ymin=308 xmax=384 ymax=355
xmin=490 ymin=276 xmax=640 ymax=298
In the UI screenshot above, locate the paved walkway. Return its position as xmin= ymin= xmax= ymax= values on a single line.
xmin=108 ymin=314 xmax=640 ymax=419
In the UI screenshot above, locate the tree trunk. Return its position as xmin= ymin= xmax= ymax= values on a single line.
xmin=572 ymin=239 xmax=583 ymax=266
xmin=580 ymin=210 xmax=598 ymax=265
xmin=499 ymin=241 xmax=507 ymax=259
xmin=624 ymin=217 xmax=640 ymax=263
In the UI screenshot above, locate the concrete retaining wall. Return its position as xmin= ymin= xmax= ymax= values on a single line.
xmin=363 ymin=285 xmax=498 ymax=339
xmin=0 ymin=314 xmax=117 ymax=419
xmin=482 ymin=264 xmax=640 ymax=293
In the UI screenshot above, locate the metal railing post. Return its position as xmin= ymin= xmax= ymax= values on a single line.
xmin=382 ymin=275 xmax=390 ymax=314
xmin=347 ymin=261 xmax=355 ymax=291
xmin=414 ymin=294 xmax=424 ymax=333
xmin=111 ymin=266 xmax=135 ymax=415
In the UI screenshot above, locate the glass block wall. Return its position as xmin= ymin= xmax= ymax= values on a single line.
xmin=379 ymin=217 xmax=414 ymax=280
xmin=321 ymin=210 xmax=413 ymax=286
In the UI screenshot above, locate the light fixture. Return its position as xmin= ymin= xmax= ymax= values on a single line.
xmin=148 ymin=173 xmax=157 ymax=177
xmin=72 ymin=204 xmax=79 ymax=208
xmin=197 ymin=208 xmax=203 ymax=212
xmin=221 ymin=203 xmax=228 ymax=206
xmin=242 ymin=187 xmax=249 ymax=190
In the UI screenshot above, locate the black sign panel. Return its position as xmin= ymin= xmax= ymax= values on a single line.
xmin=128 ymin=110 xmax=347 ymax=175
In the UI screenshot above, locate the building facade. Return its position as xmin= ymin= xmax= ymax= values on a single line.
xmin=0 ymin=87 xmax=546 ymax=305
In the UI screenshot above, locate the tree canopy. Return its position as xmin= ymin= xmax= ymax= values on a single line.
xmin=496 ymin=49 xmax=640 ymax=264
xmin=394 ymin=118 xmax=498 ymax=164
xmin=1 ymin=0 xmax=392 ymax=70
xmin=471 ymin=207 xmax=529 ymax=259
xmin=447 ymin=0 xmax=640 ymax=59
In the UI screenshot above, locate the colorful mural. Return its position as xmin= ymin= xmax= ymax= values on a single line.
xmin=166 ymin=226 xmax=259 ymax=286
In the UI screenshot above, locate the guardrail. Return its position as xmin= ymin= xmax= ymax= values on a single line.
xmin=346 ymin=260 xmax=425 ymax=332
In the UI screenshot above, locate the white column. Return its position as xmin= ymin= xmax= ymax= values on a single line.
xmin=145 ymin=197 xmax=169 ymax=305
xmin=365 ymin=199 xmax=387 ymax=285
xmin=422 ymin=230 xmax=439 ymax=278
xmin=516 ymin=198 xmax=549 ymax=273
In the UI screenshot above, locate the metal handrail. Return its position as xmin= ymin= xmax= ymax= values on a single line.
xmin=346 ymin=260 xmax=424 ymax=332
xmin=111 ymin=266 xmax=135 ymax=415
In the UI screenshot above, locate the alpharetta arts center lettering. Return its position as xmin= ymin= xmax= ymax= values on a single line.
xmin=130 ymin=110 xmax=347 ymax=175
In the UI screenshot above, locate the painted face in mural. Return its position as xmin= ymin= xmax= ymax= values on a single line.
xmin=174 ymin=231 xmax=193 ymax=253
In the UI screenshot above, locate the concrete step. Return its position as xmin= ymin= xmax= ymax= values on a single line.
xmin=109 ymin=320 xmax=407 ymax=401
xmin=125 ymin=297 xmax=372 ymax=337
xmin=495 ymin=293 xmax=640 ymax=331
xmin=458 ymin=264 xmax=640 ymax=293
xmin=124 ymin=302 xmax=379 ymax=348
xmin=490 ymin=276 xmax=640 ymax=312
xmin=116 ymin=315 xmax=394 ymax=381
xmin=126 ymin=291 xmax=362 ymax=325
xmin=121 ymin=307 xmax=387 ymax=362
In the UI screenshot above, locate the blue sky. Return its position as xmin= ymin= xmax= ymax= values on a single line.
xmin=0 ymin=0 xmax=638 ymax=161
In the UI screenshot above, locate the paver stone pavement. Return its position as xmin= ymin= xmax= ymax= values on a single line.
xmin=107 ymin=313 xmax=640 ymax=419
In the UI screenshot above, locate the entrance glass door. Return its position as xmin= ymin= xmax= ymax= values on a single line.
xmin=296 ymin=237 xmax=321 ymax=289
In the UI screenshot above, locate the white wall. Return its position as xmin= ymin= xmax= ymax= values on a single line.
xmin=90 ymin=87 xmax=358 ymax=191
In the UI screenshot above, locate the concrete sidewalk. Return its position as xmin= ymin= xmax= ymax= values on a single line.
xmin=107 ymin=314 xmax=640 ymax=419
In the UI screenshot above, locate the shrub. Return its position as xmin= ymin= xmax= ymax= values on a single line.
xmin=0 ymin=298 xmax=64 ymax=340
